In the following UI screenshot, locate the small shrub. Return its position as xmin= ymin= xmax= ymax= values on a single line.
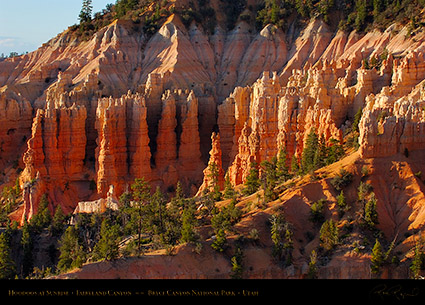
xmin=309 ymin=199 xmax=326 ymax=225
xmin=330 ymin=169 xmax=353 ymax=191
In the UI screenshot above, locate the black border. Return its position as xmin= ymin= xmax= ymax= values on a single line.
xmin=1 ymin=279 xmax=425 ymax=301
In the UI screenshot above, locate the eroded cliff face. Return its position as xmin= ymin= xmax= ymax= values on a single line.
xmin=2 ymin=14 xmax=425 ymax=228
xmin=198 ymin=23 xmax=425 ymax=191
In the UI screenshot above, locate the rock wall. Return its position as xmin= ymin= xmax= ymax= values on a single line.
xmin=20 ymin=103 xmax=87 ymax=223
xmin=2 ymin=16 xmax=425 ymax=221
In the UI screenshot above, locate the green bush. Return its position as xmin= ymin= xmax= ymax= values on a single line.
xmin=330 ymin=169 xmax=353 ymax=191
xmin=309 ymin=199 xmax=326 ymax=225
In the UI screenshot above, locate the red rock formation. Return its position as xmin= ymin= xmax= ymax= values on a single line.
xmin=359 ymin=84 xmax=425 ymax=158
xmin=95 ymin=93 xmax=151 ymax=197
xmin=197 ymin=132 xmax=225 ymax=195
xmin=178 ymin=91 xmax=203 ymax=176
xmin=0 ymin=93 xmax=33 ymax=169
xmin=2 ymin=14 xmax=425 ymax=227
xmin=20 ymin=104 xmax=87 ymax=223
xmin=154 ymin=89 xmax=204 ymax=193
xmin=95 ymin=97 xmax=128 ymax=196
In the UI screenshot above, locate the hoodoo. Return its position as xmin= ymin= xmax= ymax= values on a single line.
xmin=1 ymin=0 xmax=425 ymax=280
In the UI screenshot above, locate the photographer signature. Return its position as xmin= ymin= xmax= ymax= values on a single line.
xmin=370 ymin=284 xmax=420 ymax=301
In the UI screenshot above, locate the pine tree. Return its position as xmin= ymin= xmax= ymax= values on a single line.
xmin=180 ymin=206 xmax=197 ymax=243
xmin=276 ymin=148 xmax=291 ymax=182
xmin=261 ymin=157 xmax=278 ymax=202
xmin=57 ymin=226 xmax=85 ymax=273
xmin=355 ymin=0 xmax=367 ymax=32
xmin=270 ymin=214 xmax=285 ymax=259
xmin=319 ymin=0 xmax=335 ymax=23
xmin=315 ymin=135 xmax=327 ymax=168
xmin=211 ymin=228 xmax=227 ymax=252
xmin=207 ymin=162 xmax=222 ymax=201
xmin=50 ymin=205 xmax=66 ymax=236
xmin=0 ymin=233 xmax=15 ymax=279
xmin=130 ymin=178 xmax=151 ymax=255
xmin=371 ymin=239 xmax=384 ymax=275
xmin=291 ymin=154 xmax=300 ymax=175
xmin=364 ymin=192 xmax=379 ymax=228
xmin=243 ymin=161 xmax=261 ymax=195
xmin=319 ymin=219 xmax=339 ymax=252
xmin=223 ymin=173 xmax=236 ymax=199
xmin=352 ymin=107 xmax=363 ymax=133
xmin=309 ymin=199 xmax=325 ymax=225
xmin=30 ymin=194 xmax=52 ymax=233
xmin=21 ymin=221 xmax=33 ymax=277
xmin=230 ymin=245 xmax=244 ymax=279
xmin=336 ymin=190 xmax=349 ymax=217
xmin=302 ymin=128 xmax=319 ymax=173
xmin=373 ymin=0 xmax=384 ymax=18
xmin=307 ymin=250 xmax=318 ymax=279
xmin=410 ymin=237 xmax=425 ymax=279
xmin=326 ymin=138 xmax=344 ymax=165
xmin=79 ymin=0 xmax=93 ymax=24
xmin=93 ymin=219 xmax=120 ymax=261
xmin=172 ymin=181 xmax=185 ymax=207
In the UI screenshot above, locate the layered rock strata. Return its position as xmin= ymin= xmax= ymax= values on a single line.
xmin=1 ymin=16 xmax=425 ymax=222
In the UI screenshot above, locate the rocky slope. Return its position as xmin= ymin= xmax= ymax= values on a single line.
xmin=1 ymin=1 xmax=425 ymax=279
xmin=56 ymin=149 xmax=425 ymax=279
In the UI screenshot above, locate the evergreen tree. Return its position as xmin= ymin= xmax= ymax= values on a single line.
xmin=364 ymin=192 xmax=379 ymax=228
xmin=309 ymin=199 xmax=325 ymax=225
xmin=211 ymin=228 xmax=227 ymax=252
xmin=410 ymin=238 xmax=424 ymax=279
xmin=180 ymin=205 xmax=197 ymax=243
xmin=116 ymin=0 xmax=139 ymax=18
xmin=30 ymin=194 xmax=52 ymax=233
xmin=371 ymin=238 xmax=384 ymax=275
xmin=150 ymin=187 xmax=179 ymax=247
xmin=147 ymin=187 xmax=167 ymax=238
xmin=270 ymin=214 xmax=285 ymax=259
xmin=302 ymin=128 xmax=319 ymax=173
xmin=355 ymin=0 xmax=367 ymax=32
xmin=326 ymin=138 xmax=344 ymax=165
xmin=172 ymin=181 xmax=185 ymax=207
xmin=21 ymin=221 xmax=33 ymax=277
xmin=276 ymin=148 xmax=291 ymax=182
xmin=211 ymin=208 xmax=231 ymax=233
xmin=373 ymin=0 xmax=384 ymax=17
xmin=79 ymin=0 xmax=93 ymax=23
xmin=230 ymin=245 xmax=244 ymax=279
xmin=57 ymin=226 xmax=86 ymax=273
xmin=307 ymin=249 xmax=318 ymax=279
xmin=50 ymin=205 xmax=67 ymax=236
xmin=93 ymin=219 xmax=120 ymax=261
xmin=223 ymin=173 xmax=236 ymax=199
xmin=336 ymin=190 xmax=349 ymax=217
xmin=315 ymin=135 xmax=327 ymax=168
xmin=352 ymin=107 xmax=363 ymax=133
xmin=318 ymin=0 xmax=335 ymax=23
xmin=224 ymin=198 xmax=242 ymax=225
xmin=130 ymin=178 xmax=151 ymax=255
xmin=291 ymin=154 xmax=300 ymax=175
xmin=319 ymin=219 xmax=339 ymax=252
xmin=118 ymin=191 xmax=133 ymax=235
xmin=295 ymin=0 xmax=312 ymax=17
xmin=261 ymin=157 xmax=278 ymax=202
xmin=0 ymin=233 xmax=15 ymax=279
xmin=243 ymin=161 xmax=261 ymax=195
xmin=208 ymin=162 xmax=222 ymax=201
